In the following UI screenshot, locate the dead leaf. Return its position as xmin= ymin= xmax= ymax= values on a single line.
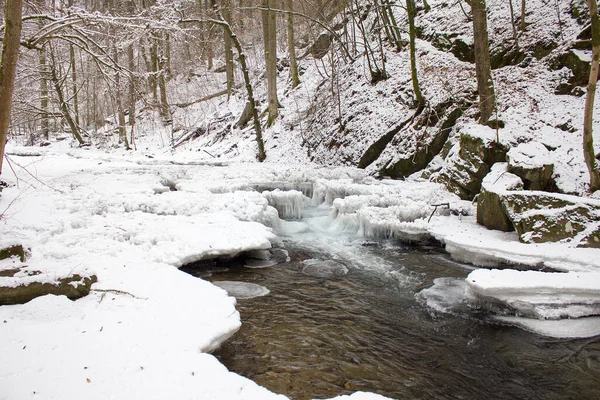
xmin=191 ymin=371 xmax=195 ymax=376
xmin=344 ymin=381 xmax=351 ymax=390
xmin=86 ymin=378 xmax=91 ymax=383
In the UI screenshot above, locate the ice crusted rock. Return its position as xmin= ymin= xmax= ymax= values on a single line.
xmin=301 ymin=259 xmax=349 ymax=278
xmin=213 ymin=281 xmax=270 ymax=299
xmin=262 ymin=189 xmax=310 ymax=219
xmin=466 ymin=269 xmax=600 ymax=320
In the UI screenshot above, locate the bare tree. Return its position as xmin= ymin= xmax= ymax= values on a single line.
xmin=0 ymin=0 xmax=23 ymax=175
xmin=286 ymin=0 xmax=300 ymax=88
xmin=472 ymin=0 xmax=496 ymax=124
xmin=262 ymin=0 xmax=279 ymax=126
xmin=407 ymin=0 xmax=424 ymax=106
xmin=584 ymin=0 xmax=600 ymax=191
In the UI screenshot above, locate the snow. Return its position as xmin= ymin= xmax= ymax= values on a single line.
xmin=3 ymin=0 xmax=600 ymax=396
xmin=466 ymin=269 xmax=600 ymax=320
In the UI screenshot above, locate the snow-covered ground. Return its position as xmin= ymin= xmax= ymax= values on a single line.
xmin=2 ymin=137 xmax=600 ymax=398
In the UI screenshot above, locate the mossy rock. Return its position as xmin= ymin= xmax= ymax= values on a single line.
xmin=549 ymin=50 xmax=592 ymax=86
xmin=476 ymin=164 xmax=524 ymax=232
xmin=0 ymin=245 xmax=28 ymax=262
xmin=477 ymin=189 xmax=515 ymax=232
xmin=0 ymin=274 xmax=97 ymax=305
xmin=501 ymin=192 xmax=600 ymax=247
xmin=451 ymin=38 xmax=474 ymax=63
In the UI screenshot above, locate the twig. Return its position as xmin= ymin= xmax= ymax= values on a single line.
xmin=428 ymin=202 xmax=450 ymax=223
xmin=5 ymin=155 xmax=65 ymax=194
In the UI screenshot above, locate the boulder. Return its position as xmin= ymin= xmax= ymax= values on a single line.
xmin=309 ymin=33 xmax=333 ymax=59
xmin=550 ymin=49 xmax=593 ymax=87
xmin=0 ymin=274 xmax=97 ymax=305
xmin=380 ymin=107 xmax=463 ymax=178
xmin=477 ymin=163 xmax=523 ymax=232
xmin=501 ymin=191 xmax=600 ymax=248
xmin=506 ymin=142 xmax=556 ymax=191
xmin=432 ymin=125 xmax=508 ymax=200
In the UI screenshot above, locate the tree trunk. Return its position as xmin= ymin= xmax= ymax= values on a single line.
xmin=0 ymin=0 xmax=23 ymax=175
xmin=212 ymin=0 xmax=266 ymax=161
xmin=223 ymin=0 xmax=235 ymax=96
xmin=472 ymin=0 xmax=496 ymax=124
xmin=262 ymin=0 xmax=279 ymax=126
xmin=584 ymin=0 xmax=600 ymax=191
xmin=69 ymin=44 xmax=80 ymax=127
xmin=520 ymin=0 xmax=527 ymax=31
xmin=286 ymin=0 xmax=300 ymax=88
xmin=49 ymin=48 xmax=85 ymax=145
xmin=39 ymin=47 xmax=49 ymax=140
xmin=407 ymin=0 xmax=424 ymax=106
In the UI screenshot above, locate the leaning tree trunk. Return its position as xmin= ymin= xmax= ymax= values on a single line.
xmin=211 ymin=0 xmax=266 ymax=161
xmin=584 ymin=0 xmax=600 ymax=192
xmin=472 ymin=0 xmax=496 ymax=124
xmin=0 ymin=0 xmax=23 ymax=175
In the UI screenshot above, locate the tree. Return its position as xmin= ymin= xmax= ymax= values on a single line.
xmin=407 ymin=0 xmax=424 ymax=106
xmin=261 ymin=0 xmax=279 ymax=126
xmin=0 ymin=0 xmax=23 ymax=175
xmin=222 ymin=0 xmax=235 ymax=96
xmin=583 ymin=0 xmax=600 ymax=191
xmin=471 ymin=0 xmax=496 ymax=124
xmin=286 ymin=0 xmax=300 ymax=88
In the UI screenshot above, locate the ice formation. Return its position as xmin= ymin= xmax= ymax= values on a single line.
xmin=301 ymin=259 xmax=349 ymax=278
xmin=213 ymin=281 xmax=271 ymax=299
xmin=262 ymin=189 xmax=310 ymax=220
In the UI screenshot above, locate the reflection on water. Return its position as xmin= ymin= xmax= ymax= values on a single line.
xmin=189 ymin=207 xmax=600 ymax=400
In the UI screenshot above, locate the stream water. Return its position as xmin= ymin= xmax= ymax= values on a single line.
xmin=183 ymin=206 xmax=600 ymax=400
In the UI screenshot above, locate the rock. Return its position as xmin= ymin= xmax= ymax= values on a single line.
xmin=0 ymin=244 xmax=28 ymax=262
xmin=0 ymin=274 xmax=97 ymax=305
xmin=432 ymin=125 xmax=508 ymax=200
xmin=506 ymin=142 xmax=556 ymax=191
xmin=450 ymin=38 xmax=474 ymax=63
xmin=501 ymin=191 xmax=600 ymax=247
xmin=550 ymin=49 xmax=593 ymax=87
xmin=477 ymin=163 xmax=523 ymax=232
xmin=309 ymin=33 xmax=333 ymax=59
xmin=381 ymin=107 xmax=463 ymax=178
xmin=301 ymin=259 xmax=348 ymax=278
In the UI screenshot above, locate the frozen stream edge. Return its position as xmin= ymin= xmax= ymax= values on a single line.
xmin=1 ymin=153 xmax=600 ymax=399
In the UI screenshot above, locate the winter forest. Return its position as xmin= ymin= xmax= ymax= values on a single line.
xmin=1 ymin=0 xmax=600 ymax=399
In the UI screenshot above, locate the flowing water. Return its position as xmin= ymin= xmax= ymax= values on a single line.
xmin=184 ymin=207 xmax=600 ymax=400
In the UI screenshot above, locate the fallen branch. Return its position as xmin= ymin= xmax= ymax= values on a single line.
xmin=173 ymin=89 xmax=228 ymax=108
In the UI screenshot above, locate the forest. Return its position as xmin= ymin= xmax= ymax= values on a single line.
xmin=1 ymin=1 xmax=600 ymax=399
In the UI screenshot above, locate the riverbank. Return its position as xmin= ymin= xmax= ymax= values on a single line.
xmin=1 ymin=144 xmax=599 ymax=398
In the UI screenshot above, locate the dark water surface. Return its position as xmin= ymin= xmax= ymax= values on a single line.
xmin=186 ymin=210 xmax=600 ymax=400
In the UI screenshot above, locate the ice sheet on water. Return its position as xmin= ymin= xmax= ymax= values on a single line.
xmin=302 ymin=259 xmax=349 ymax=278
xmin=466 ymin=269 xmax=600 ymax=320
xmin=213 ymin=281 xmax=270 ymax=299
xmin=494 ymin=315 xmax=600 ymax=339
xmin=245 ymin=259 xmax=279 ymax=269
xmin=417 ymin=277 xmax=472 ymax=314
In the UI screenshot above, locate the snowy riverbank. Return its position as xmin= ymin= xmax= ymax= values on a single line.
xmin=1 ymin=144 xmax=600 ymax=398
